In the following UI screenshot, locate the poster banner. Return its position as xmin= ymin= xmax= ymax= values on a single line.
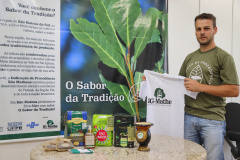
xmin=60 ymin=0 xmax=168 ymax=130
xmin=0 ymin=0 xmax=60 ymax=141
xmin=0 ymin=0 xmax=167 ymax=141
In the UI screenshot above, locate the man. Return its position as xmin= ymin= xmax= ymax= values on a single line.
xmin=179 ymin=13 xmax=239 ymax=160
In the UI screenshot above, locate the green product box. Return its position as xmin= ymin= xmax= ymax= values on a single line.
xmin=93 ymin=114 xmax=113 ymax=146
xmin=67 ymin=111 xmax=87 ymax=146
xmin=114 ymin=115 xmax=136 ymax=148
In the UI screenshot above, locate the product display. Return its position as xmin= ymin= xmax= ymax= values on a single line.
xmin=57 ymin=141 xmax=75 ymax=152
xmin=67 ymin=111 xmax=88 ymax=146
xmin=93 ymin=114 xmax=113 ymax=146
xmin=84 ymin=125 xmax=95 ymax=149
xmin=114 ymin=115 xmax=136 ymax=148
xmin=69 ymin=149 xmax=94 ymax=154
xmin=135 ymin=122 xmax=153 ymax=151
xmin=42 ymin=137 xmax=75 ymax=152
xmin=107 ymin=116 xmax=114 ymax=131
xmin=43 ymin=112 xmax=142 ymax=155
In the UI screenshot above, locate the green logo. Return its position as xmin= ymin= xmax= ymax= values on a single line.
xmin=154 ymin=88 xmax=165 ymax=99
xmin=47 ymin=120 xmax=54 ymax=126
xmin=43 ymin=120 xmax=57 ymax=129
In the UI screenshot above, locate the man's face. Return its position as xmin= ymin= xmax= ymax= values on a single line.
xmin=195 ymin=19 xmax=217 ymax=45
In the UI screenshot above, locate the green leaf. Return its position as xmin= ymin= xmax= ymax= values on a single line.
xmin=154 ymin=51 xmax=165 ymax=73
xmin=159 ymin=13 xmax=168 ymax=54
xmin=149 ymin=29 xmax=161 ymax=43
xmin=130 ymin=56 xmax=136 ymax=72
xmin=158 ymin=13 xmax=167 ymax=73
xmin=134 ymin=71 xmax=143 ymax=91
xmin=134 ymin=8 xmax=161 ymax=62
xmin=91 ymin=0 xmax=126 ymax=55
xmin=112 ymin=0 xmax=142 ymax=47
xmin=99 ymin=74 xmax=136 ymax=115
xmin=70 ymin=18 xmax=128 ymax=79
xmin=138 ymin=106 xmax=146 ymax=118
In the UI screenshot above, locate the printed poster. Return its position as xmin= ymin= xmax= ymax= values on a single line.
xmin=0 ymin=0 xmax=60 ymax=141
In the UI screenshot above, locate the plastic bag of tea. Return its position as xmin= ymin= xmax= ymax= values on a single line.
xmin=93 ymin=114 xmax=113 ymax=146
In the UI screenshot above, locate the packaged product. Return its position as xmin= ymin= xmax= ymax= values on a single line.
xmin=114 ymin=115 xmax=136 ymax=148
xmin=67 ymin=111 xmax=87 ymax=146
xmin=93 ymin=114 xmax=113 ymax=146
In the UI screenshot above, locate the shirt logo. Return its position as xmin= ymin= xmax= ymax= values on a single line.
xmin=189 ymin=65 xmax=203 ymax=83
xmin=148 ymin=88 xmax=172 ymax=105
xmin=186 ymin=61 xmax=213 ymax=84
xmin=154 ymin=88 xmax=165 ymax=99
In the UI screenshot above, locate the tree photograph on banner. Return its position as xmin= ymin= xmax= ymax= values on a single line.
xmin=61 ymin=0 xmax=168 ymax=130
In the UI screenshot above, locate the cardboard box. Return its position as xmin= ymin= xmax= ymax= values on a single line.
xmin=114 ymin=115 xmax=136 ymax=148
xmin=66 ymin=111 xmax=87 ymax=146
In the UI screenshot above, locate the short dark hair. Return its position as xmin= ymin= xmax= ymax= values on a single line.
xmin=195 ymin=13 xmax=216 ymax=28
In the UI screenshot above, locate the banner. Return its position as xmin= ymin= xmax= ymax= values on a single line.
xmin=60 ymin=0 xmax=168 ymax=130
xmin=0 ymin=0 xmax=167 ymax=141
xmin=0 ymin=0 xmax=60 ymax=141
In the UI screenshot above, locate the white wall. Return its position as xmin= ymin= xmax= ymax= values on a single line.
xmin=168 ymin=0 xmax=200 ymax=76
xmin=232 ymin=0 xmax=240 ymax=104
xmin=200 ymin=0 xmax=233 ymax=53
xmin=169 ymin=0 xmax=240 ymax=160
xmin=0 ymin=1 xmax=240 ymax=160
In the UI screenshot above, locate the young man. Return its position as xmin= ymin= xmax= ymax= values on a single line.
xmin=179 ymin=13 xmax=239 ymax=160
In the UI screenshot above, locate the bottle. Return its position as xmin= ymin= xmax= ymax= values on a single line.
xmin=84 ymin=125 xmax=95 ymax=149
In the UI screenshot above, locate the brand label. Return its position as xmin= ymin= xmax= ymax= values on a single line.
xmin=43 ymin=120 xmax=58 ymax=129
xmin=85 ymin=136 xmax=95 ymax=146
xmin=137 ymin=132 xmax=144 ymax=139
xmin=147 ymin=88 xmax=172 ymax=105
xmin=96 ymin=130 xmax=107 ymax=141
xmin=26 ymin=122 xmax=39 ymax=129
xmin=7 ymin=122 xmax=22 ymax=131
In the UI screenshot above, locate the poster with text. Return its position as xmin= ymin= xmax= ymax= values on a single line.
xmin=61 ymin=0 xmax=168 ymax=130
xmin=0 ymin=0 xmax=60 ymax=141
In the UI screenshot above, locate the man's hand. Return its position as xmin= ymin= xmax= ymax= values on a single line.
xmin=142 ymin=75 xmax=146 ymax=81
xmin=184 ymin=78 xmax=202 ymax=92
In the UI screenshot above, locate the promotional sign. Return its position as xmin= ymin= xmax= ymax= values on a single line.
xmin=0 ymin=0 xmax=60 ymax=140
xmin=61 ymin=0 xmax=168 ymax=130
xmin=0 ymin=0 xmax=167 ymax=141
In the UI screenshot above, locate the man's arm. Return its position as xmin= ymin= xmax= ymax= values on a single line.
xmin=184 ymin=77 xmax=239 ymax=97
